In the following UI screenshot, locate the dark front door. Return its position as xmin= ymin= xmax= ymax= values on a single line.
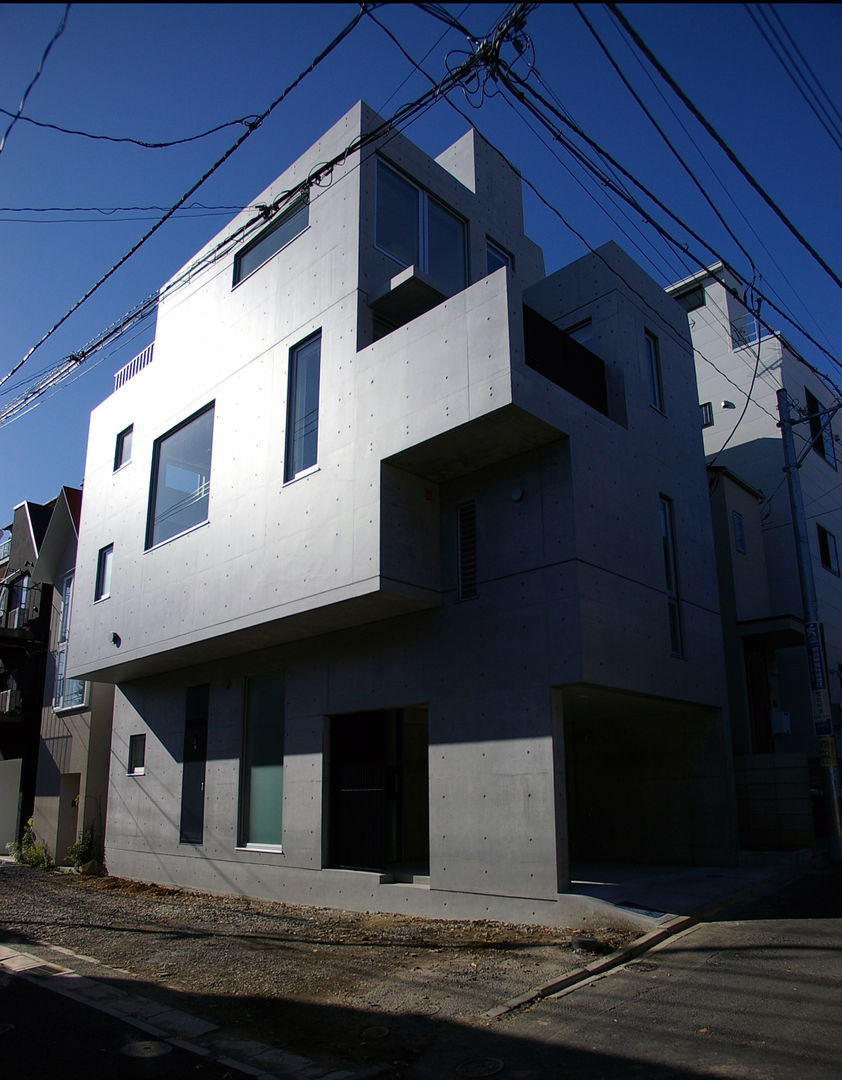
xmin=329 ymin=711 xmax=389 ymax=870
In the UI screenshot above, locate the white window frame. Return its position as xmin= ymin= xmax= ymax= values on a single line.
xmin=128 ymin=733 xmax=146 ymax=775
xmin=94 ymin=545 xmax=113 ymax=602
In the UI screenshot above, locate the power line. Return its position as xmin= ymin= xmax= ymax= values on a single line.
xmin=606 ymin=2 xmax=842 ymax=294
xmin=0 ymin=3 xmax=369 ymax=393
xmin=0 ymin=106 xmax=262 ymax=149
xmin=0 ymin=3 xmax=71 ymax=157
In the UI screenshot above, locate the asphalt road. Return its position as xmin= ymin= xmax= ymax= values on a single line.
xmin=408 ymin=861 xmax=842 ymax=1079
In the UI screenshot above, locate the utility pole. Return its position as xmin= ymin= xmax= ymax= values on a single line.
xmin=777 ymin=388 xmax=842 ymax=861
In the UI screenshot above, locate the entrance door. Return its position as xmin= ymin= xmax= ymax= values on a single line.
xmin=328 ymin=707 xmax=428 ymax=873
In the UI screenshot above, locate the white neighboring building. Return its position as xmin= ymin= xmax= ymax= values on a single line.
xmin=67 ymin=103 xmax=738 ymax=924
xmin=669 ymin=264 xmax=842 ymax=847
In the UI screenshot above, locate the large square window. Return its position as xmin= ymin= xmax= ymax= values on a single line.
xmin=375 ymin=160 xmax=466 ymax=296
xmin=146 ymin=404 xmax=214 ymax=548
xmin=284 ymin=333 xmax=321 ymax=482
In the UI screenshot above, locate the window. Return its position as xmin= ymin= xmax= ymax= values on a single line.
xmin=733 ymin=511 xmax=746 ymax=554
xmin=233 ymin=199 xmax=309 ymax=285
xmin=375 ymin=160 xmax=466 ymax=296
xmin=805 ymin=388 xmax=837 ymax=469
xmin=54 ymin=649 xmax=86 ymax=710
xmin=731 ymin=307 xmax=761 ymax=348
xmin=180 ymin=685 xmax=209 ymax=844
xmin=659 ymin=497 xmax=683 ymax=656
xmin=239 ymin=672 xmax=285 ymax=847
xmin=94 ymin=545 xmax=113 ymax=601
xmin=284 ymin=333 xmax=321 ymax=482
xmin=128 ymin=733 xmax=146 ymax=775
xmin=6 ymin=573 xmax=29 ymax=629
xmin=700 ymin=402 xmax=714 ymax=428
xmin=58 ymin=573 xmax=73 ymax=643
xmin=146 ymin=404 xmax=214 ymax=548
xmin=114 ymin=425 xmax=133 ymax=470
xmin=646 ymin=332 xmax=664 ymax=412
xmin=486 ymin=240 xmax=511 ymax=275
xmin=457 ymin=501 xmax=477 ymax=600
xmin=818 ymin=524 xmax=840 ymax=575
xmin=674 ymin=285 xmax=706 ymax=313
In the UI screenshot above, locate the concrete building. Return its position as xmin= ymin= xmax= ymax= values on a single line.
xmin=68 ymin=103 xmax=737 ymax=923
xmin=29 ymin=488 xmax=114 ymax=865
xmin=669 ymin=264 xmax=842 ymax=847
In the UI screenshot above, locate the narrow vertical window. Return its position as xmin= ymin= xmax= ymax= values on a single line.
xmin=818 ymin=524 xmax=840 ymax=575
xmin=180 ymin=684 xmax=209 ymax=844
xmin=284 ymin=332 xmax=321 ymax=481
xmin=806 ymin=388 xmax=837 ymax=468
xmin=732 ymin=511 xmax=746 ymax=554
xmin=240 ymin=672 xmax=285 ymax=848
xmin=700 ymin=402 xmax=714 ymax=428
xmin=646 ymin=332 xmax=664 ymax=412
xmin=58 ymin=573 xmax=74 ymax=642
xmin=457 ymin=501 xmax=477 ymax=600
xmin=146 ymin=404 xmax=214 ymax=548
xmin=114 ymin=425 xmax=133 ymax=470
xmin=94 ymin=545 xmax=113 ymax=601
xmin=660 ymin=497 xmax=683 ymax=656
xmin=128 ymin=733 xmax=146 ymax=775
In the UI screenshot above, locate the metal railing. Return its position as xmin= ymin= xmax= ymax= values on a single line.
xmin=114 ymin=342 xmax=154 ymax=390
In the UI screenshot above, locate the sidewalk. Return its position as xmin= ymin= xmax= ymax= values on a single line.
xmin=0 ymin=853 xmax=814 ymax=1079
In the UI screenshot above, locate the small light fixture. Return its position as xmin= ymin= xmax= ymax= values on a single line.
xmin=111 ymin=632 xmax=121 ymax=647
xmin=511 ymin=487 xmax=524 ymax=502
xmin=721 ymin=400 xmax=736 ymax=410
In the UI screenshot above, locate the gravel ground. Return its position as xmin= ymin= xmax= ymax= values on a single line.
xmin=0 ymin=861 xmax=634 ymax=1072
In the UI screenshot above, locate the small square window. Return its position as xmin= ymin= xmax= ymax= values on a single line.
xmin=700 ymin=402 xmax=714 ymax=428
xmin=486 ymin=240 xmax=511 ymax=275
xmin=114 ymin=425 xmax=133 ymax=470
xmin=128 ymin=733 xmax=146 ymax=775
xmin=95 ymin=545 xmax=113 ymax=601
xmin=818 ymin=524 xmax=839 ymax=575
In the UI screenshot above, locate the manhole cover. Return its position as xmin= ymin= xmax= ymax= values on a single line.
xmin=361 ymin=1025 xmax=390 ymax=1041
xmin=454 ymin=1058 xmax=504 ymax=1078
xmin=121 ymin=1042 xmax=172 ymax=1061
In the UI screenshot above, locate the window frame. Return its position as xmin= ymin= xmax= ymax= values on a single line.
xmin=113 ymin=425 xmax=133 ymax=471
xmin=284 ymin=331 xmax=322 ymax=483
xmin=700 ymin=401 xmax=714 ymax=428
xmin=238 ymin=672 xmax=286 ymax=850
xmin=732 ymin=510 xmax=746 ymax=554
xmin=659 ymin=496 xmax=683 ymax=657
xmin=145 ymin=402 xmax=215 ymax=550
xmin=128 ymin=733 xmax=146 ymax=776
xmin=94 ymin=545 xmax=113 ymax=602
xmin=486 ymin=239 xmax=512 ymax=276
xmin=805 ymin=388 xmax=837 ymax=469
xmin=232 ymin=198 xmax=309 ymax=286
xmin=374 ymin=159 xmax=467 ymax=295
xmin=818 ymin=524 xmax=840 ymax=575
xmin=646 ymin=331 xmax=664 ymax=413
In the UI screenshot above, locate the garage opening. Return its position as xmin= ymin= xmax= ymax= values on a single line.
xmin=327 ymin=706 xmax=429 ymax=875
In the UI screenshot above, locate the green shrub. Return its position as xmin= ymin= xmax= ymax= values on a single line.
xmin=66 ymin=827 xmax=98 ymax=868
xmin=6 ymin=819 xmax=54 ymax=870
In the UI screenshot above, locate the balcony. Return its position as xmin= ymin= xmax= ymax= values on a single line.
xmin=114 ymin=342 xmax=154 ymax=391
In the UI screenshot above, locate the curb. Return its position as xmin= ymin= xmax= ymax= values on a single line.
xmin=0 ymin=942 xmax=374 ymax=1080
xmin=483 ymin=861 xmax=809 ymax=1020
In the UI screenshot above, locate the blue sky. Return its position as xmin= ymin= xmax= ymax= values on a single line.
xmin=1 ymin=3 xmax=841 ymax=527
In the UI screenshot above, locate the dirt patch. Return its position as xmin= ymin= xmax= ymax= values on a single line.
xmin=0 ymin=863 xmax=636 ymax=1071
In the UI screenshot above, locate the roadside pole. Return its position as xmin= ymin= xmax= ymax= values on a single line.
xmin=777 ymin=388 xmax=842 ymax=861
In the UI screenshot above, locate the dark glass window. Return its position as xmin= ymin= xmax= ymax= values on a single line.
xmin=128 ymin=733 xmax=146 ymax=775
xmin=94 ymin=546 xmax=113 ymax=601
xmin=233 ymin=200 xmax=309 ymax=285
xmin=114 ymin=425 xmax=133 ymax=470
xmin=284 ymin=333 xmax=321 ymax=481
